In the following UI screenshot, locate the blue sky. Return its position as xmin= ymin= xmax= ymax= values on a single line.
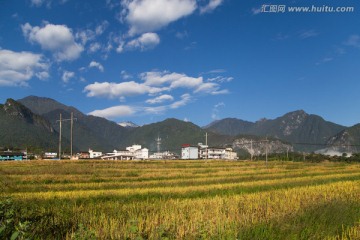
xmin=0 ymin=0 xmax=359 ymax=127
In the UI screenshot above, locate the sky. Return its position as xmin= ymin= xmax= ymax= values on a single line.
xmin=0 ymin=0 xmax=359 ymax=127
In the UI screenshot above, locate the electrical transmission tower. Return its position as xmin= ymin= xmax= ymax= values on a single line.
xmin=156 ymin=134 xmax=161 ymax=154
xmin=56 ymin=112 xmax=77 ymax=159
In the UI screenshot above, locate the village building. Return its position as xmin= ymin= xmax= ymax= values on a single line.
xmin=101 ymin=145 xmax=148 ymax=160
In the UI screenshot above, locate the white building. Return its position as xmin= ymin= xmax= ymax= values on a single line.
xmin=225 ymin=148 xmax=238 ymax=160
xmin=150 ymin=151 xmax=178 ymax=159
xmin=135 ymin=148 xmax=149 ymax=160
xmin=197 ymin=143 xmax=238 ymax=160
xmin=89 ymin=149 xmax=102 ymax=159
xmin=181 ymin=144 xmax=199 ymax=159
xmin=207 ymin=147 xmax=226 ymax=159
xmin=44 ymin=152 xmax=57 ymax=159
xmin=101 ymin=145 xmax=148 ymax=160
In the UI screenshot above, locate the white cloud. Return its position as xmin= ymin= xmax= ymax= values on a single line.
xmin=95 ymin=21 xmax=109 ymax=35
xmin=207 ymin=69 xmax=226 ymax=74
xmin=143 ymin=105 xmax=167 ymax=115
xmin=212 ymin=102 xmax=225 ymax=120
xmin=84 ymin=81 xmax=164 ymax=99
xmin=122 ymin=0 xmax=197 ymax=36
xmin=126 ymin=32 xmax=160 ymax=51
xmin=345 ymin=35 xmax=360 ymax=48
xmin=89 ymin=105 xmax=135 ymax=118
xmin=121 ymin=70 xmax=133 ymax=80
xmin=194 ymin=82 xmax=219 ymax=93
xmin=211 ymin=89 xmax=229 ymax=95
xmin=208 ymin=76 xmax=233 ymax=83
xmin=140 ymin=71 xmax=203 ymax=89
xmin=62 ymin=71 xmax=75 ymax=83
xmin=36 ymin=71 xmax=50 ymax=80
xmin=85 ymin=70 xmax=228 ymax=107
xmin=89 ymin=61 xmax=104 ymax=72
xmin=251 ymin=7 xmax=262 ymax=15
xmin=0 ymin=49 xmax=49 ymax=87
xmin=146 ymin=94 xmax=174 ymax=104
xmin=76 ymin=29 xmax=96 ymax=45
xmin=200 ymin=0 xmax=223 ymax=14
xmin=22 ymin=23 xmax=83 ymax=61
xmin=170 ymin=93 xmax=191 ymax=109
xmin=87 ymin=93 xmax=192 ymax=120
xmin=299 ymin=30 xmax=319 ymax=39
xmin=88 ymin=42 xmax=101 ymax=53
xmin=31 ymin=0 xmax=44 ymax=6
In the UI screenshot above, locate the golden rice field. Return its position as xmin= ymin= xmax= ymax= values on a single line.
xmin=1 ymin=160 xmax=360 ymax=239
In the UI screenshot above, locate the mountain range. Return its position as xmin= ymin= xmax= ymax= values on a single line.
xmin=0 ymin=96 xmax=359 ymax=155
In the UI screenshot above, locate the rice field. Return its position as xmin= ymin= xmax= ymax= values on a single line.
xmin=1 ymin=160 xmax=360 ymax=239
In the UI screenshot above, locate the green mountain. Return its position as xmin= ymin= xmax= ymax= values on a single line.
xmin=19 ymin=96 xmax=129 ymax=152
xmin=204 ymin=118 xmax=254 ymax=136
xmin=205 ymin=110 xmax=346 ymax=151
xmin=326 ymin=124 xmax=360 ymax=152
xmin=7 ymin=95 xmax=355 ymax=154
xmin=122 ymin=118 xmax=207 ymax=153
xmin=0 ymin=99 xmax=60 ymax=151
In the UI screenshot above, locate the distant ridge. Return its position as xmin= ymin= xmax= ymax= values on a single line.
xmin=0 ymin=95 xmax=356 ymax=154
xmin=205 ymin=110 xmax=346 ymax=151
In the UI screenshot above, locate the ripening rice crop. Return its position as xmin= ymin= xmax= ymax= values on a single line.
xmin=1 ymin=160 xmax=360 ymax=239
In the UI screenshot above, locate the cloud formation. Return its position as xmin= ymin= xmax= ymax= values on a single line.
xmin=89 ymin=61 xmax=104 ymax=72
xmin=88 ymin=93 xmax=191 ymax=119
xmin=345 ymin=35 xmax=360 ymax=48
xmin=84 ymin=70 xmax=229 ymax=119
xmin=126 ymin=32 xmax=160 ymax=51
xmin=84 ymin=81 xmax=164 ymax=99
xmin=62 ymin=71 xmax=75 ymax=83
xmin=0 ymin=49 xmax=49 ymax=87
xmin=200 ymin=0 xmax=223 ymax=14
xmin=89 ymin=105 xmax=135 ymax=118
xmin=22 ymin=23 xmax=83 ymax=61
xmin=84 ymin=70 xmax=229 ymax=99
xmin=121 ymin=0 xmax=197 ymax=36
xmin=146 ymin=94 xmax=174 ymax=104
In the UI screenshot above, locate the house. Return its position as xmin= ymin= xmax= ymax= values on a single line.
xmin=150 ymin=151 xmax=178 ymax=159
xmin=89 ymin=149 xmax=102 ymax=159
xmin=182 ymin=143 xmax=238 ymax=160
xmin=207 ymin=147 xmax=226 ymax=159
xmin=225 ymin=148 xmax=238 ymax=160
xmin=44 ymin=152 xmax=57 ymax=159
xmin=78 ymin=152 xmax=90 ymax=159
xmin=181 ymin=144 xmax=199 ymax=159
xmin=0 ymin=150 xmax=24 ymax=161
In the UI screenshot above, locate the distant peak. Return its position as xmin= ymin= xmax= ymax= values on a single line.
xmin=118 ymin=121 xmax=139 ymax=128
xmin=256 ymin=117 xmax=268 ymax=123
xmin=287 ymin=110 xmax=308 ymax=116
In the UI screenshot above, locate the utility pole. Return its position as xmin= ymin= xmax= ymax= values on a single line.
xmin=265 ymin=137 xmax=268 ymax=167
xmin=70 ymin=112 xmax=74 ymax=157
xmin=156 ymin=134 xmax=161 ymax=154
xmin=205 ymin=132 xmax=208 ymax=159
xmin=58 ymin=113 xmax=62 ymax=159
xmin=56 ymin=112 xmax=77 ymax=159
xmin=286 ymin=147 xmax=289 ymax=161
xmin=250 ymin=139 xmax=253 ymax=161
